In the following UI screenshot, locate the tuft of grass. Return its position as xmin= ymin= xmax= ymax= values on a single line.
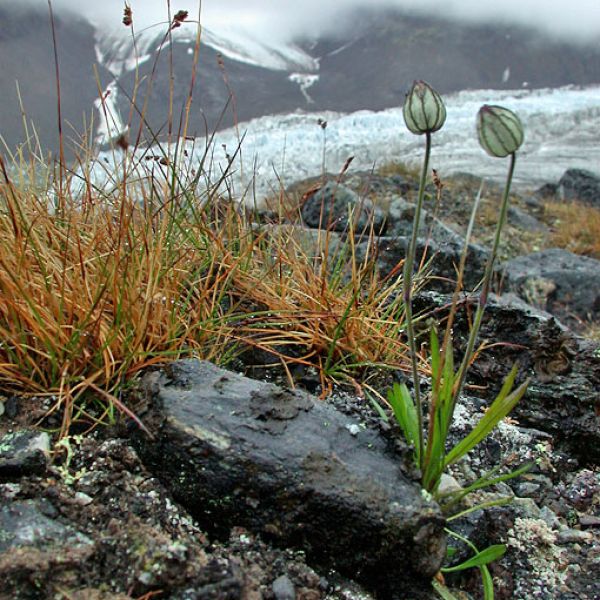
xmin=377 ymin=160 xmax=421 ymax=181
xmin=1 ymin=134 xmax=435 ymax=434
xmin=544 ymin=199 xmax=600 ymax=259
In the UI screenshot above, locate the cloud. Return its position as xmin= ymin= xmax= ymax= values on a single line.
xmin=34 ymin=0 xmax=600 ymax=42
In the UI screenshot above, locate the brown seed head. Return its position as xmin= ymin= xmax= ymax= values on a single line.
xmin=122 ymin=4 xmax=133 ymax=27
xmin=171 ymin=10 xmax=189 ymax=29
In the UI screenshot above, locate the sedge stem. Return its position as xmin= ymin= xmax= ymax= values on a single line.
xmin=403 ymin=131 xmax=432 ymax=469
xmin=453 ymin=152 xmax=517 ymax=407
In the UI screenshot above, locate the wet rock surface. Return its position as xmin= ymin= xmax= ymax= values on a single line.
xmin=133 ymin=359 xmax=446 ymax=593
xmin=557 ymin=168 xmax=600 ymax=208
xmin=499 ymin=247 xmax=600 ymax=326
xmin=301 ymin=182 xmax=387 ymax=234
xmin=0 ymin=430 xmax=50 ymax=477
xmin=414 ymin=291 xmax=600 ymax=464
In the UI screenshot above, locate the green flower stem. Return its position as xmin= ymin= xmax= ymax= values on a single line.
xmin=453 ymin=152 xmax=517 ymax=407
xmin=403 ymin=131 xmax=432 ymax=468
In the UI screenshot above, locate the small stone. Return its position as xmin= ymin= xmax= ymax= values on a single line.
xmin=272 ymin=574 xmax=296 ymax=600
xmin=539 ymin=506 xmax=560 ymax=530
xmin=345 ymin=424 xmax=360 ymax=436
xmin=556 ymin=529 xmax=593 ymax=544
xmin=0 ymin=430 xmax=51 ymax=477
xmin=437 ymin=474 xmax=462 ymax=497
xmin=74 ymin=492 xmax=93 ymax=506
xmin=0 ymin=483 xmax=21 ymax=501
xmin=579 ymin=515 xmax=600 ymax=528
xmin=513 ymin=497 xmax=542 ymax=519
xmin=516 ymin=482 xmax=540 ymax=498
xmin=4 ymin=397 xmax=18 ymax=419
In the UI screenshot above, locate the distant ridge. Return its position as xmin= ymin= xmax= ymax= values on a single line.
xmin=1 ymin=4 xmax=599 ymax=155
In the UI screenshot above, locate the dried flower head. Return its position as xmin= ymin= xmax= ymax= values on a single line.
xmin=171 ymin=10 xmax=189 ymax=29
xmin=122 ymin=3 xmax=133 ymax=27
xmin=115 ymin=132 xmax=129 ymax=152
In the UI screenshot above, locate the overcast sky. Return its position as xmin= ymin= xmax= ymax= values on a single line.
xmin=43 ymin=0 xmax=600 ymax=42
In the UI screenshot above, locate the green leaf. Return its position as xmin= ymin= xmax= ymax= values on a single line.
xmin=387 ymin=382 xmax=420 ymax=464
xmin=367 ymin=392 xmax=389 ymax=423
xmin=430 ymin=324 xmax=441 ymax=384
xmin=440 ymin=462 xmax=533 ymax=509
xmin=481 ymin=564 xmax=495 ymax=600
xmin=442 ymin=544 xmax=506 ymax=573
xmin=431 ymin=579 xmax=461 ymax=600
xmin=444 ymin=371 xmax=528 ymax=467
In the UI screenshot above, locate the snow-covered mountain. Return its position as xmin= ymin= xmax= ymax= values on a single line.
xmin=87 ymin=84 xmax=600 ymax=204
xmin=1 ymin=3 xmax=599 ymax=164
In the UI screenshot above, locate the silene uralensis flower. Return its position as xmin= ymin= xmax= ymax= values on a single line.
xmin=403 ymin=80 xmax=447 ymax=135
xmin=477 ymin=105 xmax=524 ymax=157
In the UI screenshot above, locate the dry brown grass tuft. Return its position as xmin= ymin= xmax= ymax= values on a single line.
xmin=0 ymin=147 xmax=425 ymax=433
xmin=544 ymin=199 xmax=600 ymax=259
xmin=377 ymin=160 xmax=421 ymax=181
xmin=0 ymin=7 xmax=429 ymax=434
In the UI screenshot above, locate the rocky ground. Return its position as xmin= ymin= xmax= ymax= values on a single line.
xmin=1 ymin=168 xmax=599 ymax=599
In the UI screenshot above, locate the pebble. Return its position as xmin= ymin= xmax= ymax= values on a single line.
xmin=557 ymin=529 xmax=593 ymax=544
xmin=539 ymin=506 xmax=561 ymax=530
xmin=345 ymin=424 xmax=361 ymax=436
xmin=579 ymin=515 xmax=600 ymax=528
xmin=74 ymin=492 xmax=93 ymax=506
xmin=272 ymin=574 xmax=296 ymax=600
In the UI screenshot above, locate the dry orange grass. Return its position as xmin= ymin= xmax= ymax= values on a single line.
xmin=0 ymin=156 xmax=246 ymax=435
xmin=0 ymin=150 xmax=423 ymax=433
xmin=544 ymin=199 xmax=600 ymax=259
xmin=0 ymin=4 xmax=425 ymax=434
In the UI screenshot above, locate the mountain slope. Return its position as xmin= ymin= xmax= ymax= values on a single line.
xmin=1 ymin=5 xmax=599 ymax=156
xmin=0 ymin=5 xmax=111 ymax=155
xmin=304 ymin=9 xmax=600 ymax=111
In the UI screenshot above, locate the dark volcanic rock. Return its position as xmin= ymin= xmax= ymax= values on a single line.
xmin=498 ymin=247 xmax=600 ymax=325
xmin=134 ymin=359 xmax=446 ymax=592
xmin=301 ymin=182 xmax=387 ymax=234
xmin=352 ymin=197 xmax=490 ymax=291
xmin=358 ymin=231 xmax=488 ymax=292
xmin=558 ymin=168 xmax=600 ymax=208
xmin=0 ymin=430 xmax=50 ymax=478
xmin=0 ymin=499 xmax=95 ymax=587
xmin=414 ymin=292 xmax=600 ymax=464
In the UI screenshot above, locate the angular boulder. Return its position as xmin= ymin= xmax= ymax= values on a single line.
xmin=357 ymin=230 xmax=488 ymax=292
xmin=0 ymin=430 xmax=51 ymax=478
xmin=0 ymin=499 xmax=95 ymax=586
xmin=498 ymin=247 xmax=600 ymax=326
xmin=301 ymin=181 xmax=387 ymax=234
xmin=558 ymin=168 xmax=600 ymax=208
xmin=134 ymin=360 xmax=446 ymax=591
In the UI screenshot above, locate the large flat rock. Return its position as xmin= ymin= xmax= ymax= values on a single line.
xmin=134 ymin=360 xmax=446 ymax=591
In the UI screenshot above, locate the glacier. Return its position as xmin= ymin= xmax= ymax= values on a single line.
xmin=90 ymin=84 xmax=600 ymax=204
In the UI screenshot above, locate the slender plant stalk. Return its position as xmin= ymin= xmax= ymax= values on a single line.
xmin=403 ymin=131 xmax=432 ymax=467
xmin=452 ymin=152 xmax=517 ymax=406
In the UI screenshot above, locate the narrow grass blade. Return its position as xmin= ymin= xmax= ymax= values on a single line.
xmin=387 ymin=382 xmax=420 ymax=464
xmin=444 ymin=375 xmax=529 ymax=468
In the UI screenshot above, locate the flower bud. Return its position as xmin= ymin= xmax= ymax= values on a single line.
xmin=403 ymin=80 xmax=447 ymax=135
xmin=477 ymin=105 xmax=524 ymax=158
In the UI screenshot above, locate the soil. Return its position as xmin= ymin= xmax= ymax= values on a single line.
xmin=1 ymin=171 xmax=599 ymax=599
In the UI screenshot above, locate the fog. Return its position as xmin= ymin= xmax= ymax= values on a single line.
xmin=31 ymin=0 xmax=600 ymax=42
